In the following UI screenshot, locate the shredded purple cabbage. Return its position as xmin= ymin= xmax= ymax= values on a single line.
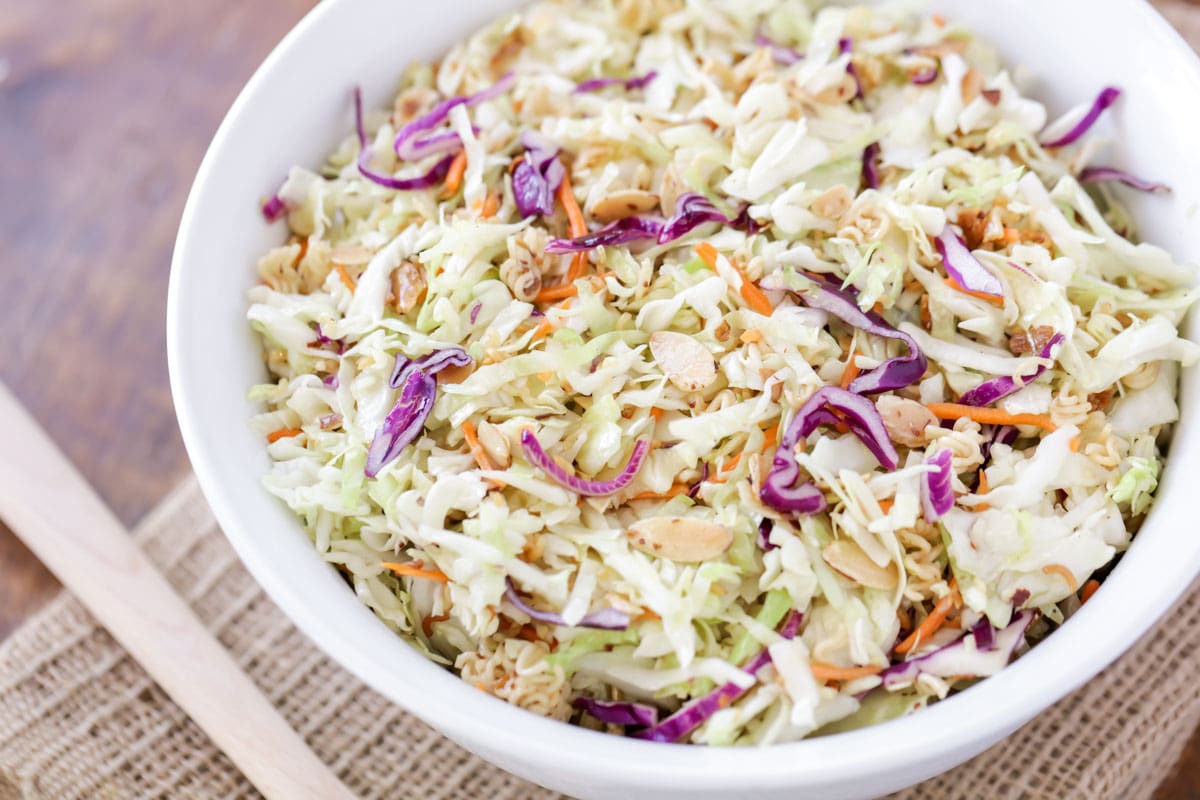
xmin=1078 ymin=166 xmax=1170 ymax=194
xmin=838 ymin=37 xmax=863 ymax=99
xmin=545 ymin=217 xmax=664 ymax=253
xmin=980 ymin=424 xmax=1018 ymax=463
xmin=761 ymin=386 xmax=898 ymax=515
xmin=912 ymin=65 xmax=939 ymax=85
xmin=575 ymin=71 xmax=658 ymax=94
xmin=880 ymin=610 xmax=1033 ymax=690
xmin=754 ymin=33 xmax=804 ymax=66
xmin=365 ymin=371 xmax=436 ymax=477
xmin=365 ymin=347 xmax=474 ymax=477
xmin=862 ymin=142 xmax=880 ymax=190
xmin=261 ymin=194 xmax=287 ymax=222
xmin=392 ymin=72 xmax=515 ymax=161
xmin=1040 ymin=86 xmax=1120 ymax=148
xmin=958 ymin=333 xmax=1063 ymax=407
xmin=521 ymin=429 xmax=650 ymax=496
xmin=504 ymin=579 xmax=631 ymax=630
xmin=757 ymin=518 xmax=777 ymax=551
xmin=469 ymin=302 xmax=482 ymax=324
xmin=687 ymin=461 xmax=710 ymax=499
xmin=920 ymin=449 xmax=955 ymax=523
xmin=354 ymin=88 xmax=457 ymax=190
xmin=636 ymin=612 xmax=802 ymax=742
xmin=792 ymin=277 xmax=927 ymax=395
xmin=936 ymin=227 xmax=1004 ymax=298
xmin=573 ymin=696 xmax=659 ymax=727
xmin=389 ymin=346 xmax=472 ymax=389
xmin=512 ymin=131 xmax=566 ymax=218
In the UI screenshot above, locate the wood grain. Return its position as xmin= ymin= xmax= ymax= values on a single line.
xmin=0 ymin=384 xmax=355 ymax=800
xmin=0 ymin=0 xmax=1195 ymax=796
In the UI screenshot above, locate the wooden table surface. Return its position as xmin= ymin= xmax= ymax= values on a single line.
xmin=0 ymin=0 xmax=1196 ymax=796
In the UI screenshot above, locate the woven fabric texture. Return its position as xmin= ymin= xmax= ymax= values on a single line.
xmin=0 ymin=478 xmax=1196 ymax=799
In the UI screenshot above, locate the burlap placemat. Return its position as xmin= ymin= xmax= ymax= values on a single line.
xmin=0 ymin=479 xmax=1196 ymax=799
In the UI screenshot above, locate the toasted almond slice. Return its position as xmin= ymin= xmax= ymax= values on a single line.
xmin=822 ymin=539 xmax=899 ymax=590
xmin=330 ymin=245 xmax=375 ymax=265
xmin=650 ymin=331 xmax=717 ymax=392
xmin=590 ymin=189 xmax=661 ymax=223
xmin=876 ymin=395 xmax=938 ymax=448
xmin=476 ymin=421 xmax=511 ymax=469
xmin=626 ymin=517 xmax=733 ymax=563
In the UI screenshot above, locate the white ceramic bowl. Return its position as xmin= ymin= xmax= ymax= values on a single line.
xmin=168 ymin=2 xmax=1200 ymax=797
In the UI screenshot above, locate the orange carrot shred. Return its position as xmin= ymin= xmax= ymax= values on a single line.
xmin=762 ymin=424 xmax=779 ymax=450
xmin=1042 ymin=563 xmax=1078 ymax=592
xmin=925 ymin=403 xmax=1057 ymax=433
xmin=943 ymin=277 xmax=1004 ymax=306
xmin=533 ymin=283 xmax=580 ymax=302
xmin=720 ymin=453 xmax=742 ymax=473
xmin=334 ymin=263 xmax=357 ymax=292
xmin=838 ymin=353 xmax=862 ymax=389
xmin=695 ymin=243 xmax=773 ymax=315
xmin=633 ymin=484 xmax=690 ymax=500
xmin=381 ymin=562 xmax=450 ymax=582
xmin=649 ymin=407 xmax=665 ymax=421
xmin=461 ymin=421 xmax=495 ymax=472
xmin=810 ymin=663 xmax=885 ymax=683
xmin=266 ymin=427 xmax=303 ymax=443
xmin=895 ymin=584 xmax=959 ymax=655
xmin=1080 ymin=579 xmax=1101 ymax=604
xmin=877 ymin=498 xmax=895 ymax=514
xmin=480 ymin=193 xmax=500 ymax=218
xmin=1069 ymin=436 xmax=1081 ymax=452
xmin=422 ymin=613 xmax=450 ymax=638
xmin=439 ymin=150 xmax=468 ymax=199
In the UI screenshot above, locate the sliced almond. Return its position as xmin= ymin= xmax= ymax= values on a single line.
xmin=391 ymin=260 xmax=428 ymax=314
xmin=876 ymin=395 xmax=937 ymax=448
xmin=822 ymin=539 xmax=899 ymax=590
xmin=476 ymin=420 xmax=511 ymax=469
xmin=589 ymin=189 xmax=661 ymax=223
xmin=330 ymin=245 xmax=375 ymax=266
xmin=650 ymin=331 xmax=717 ymax=392
xmin=626 ymin=517 xmax=733 ymax=563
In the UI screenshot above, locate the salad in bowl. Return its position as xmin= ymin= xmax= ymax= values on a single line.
xmin=245 ymin=0 xmax=1197 ymax=745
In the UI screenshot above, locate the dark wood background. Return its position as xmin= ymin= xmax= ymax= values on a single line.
xmin=0 ymin=0 xmax=1196 ymax=795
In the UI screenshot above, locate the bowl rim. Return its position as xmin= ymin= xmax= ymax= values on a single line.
xmin=168 ymin=0 xmax=1200 ymax=791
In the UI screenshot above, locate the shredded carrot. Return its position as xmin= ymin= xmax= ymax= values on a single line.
xmin=461 ymin=421 xmax=495 ymax=471
xmin=943 ymin=277 xmax=1004 ymax=306
xmin=480 ymin=193 xmax=500 ymax=218
xmin=1002 ymin=227 xmax=1022 ymax=245
xmin=649 ymin=407 xmax=665 ymax=421
xmin=559 ymin=175 xmax=587 ymax=237
xmin=695 ymin=243 xmax=774 ymax=316
xmin=439 ymin=150 xmax=468 ymax=199
xmin=762 ymin=424 xmax=779 ymax=450
xmin=1080 ymin=579 xmax=1101 ymax=604
xmin=475 ymin=681 xmax=488 ymax=692
xmin=534 ymin=283 xmax=580 ymax=302
xmin=1042 ymin=563 xmax=1078 ymax=592
xmin=931 ymin=12 xmax=946 ymax=26
xmin=422 ymin=613 xmax=450 ymax=638
xmin=877 ymin=498 xmax=895 ymax=514
xmin=925 ymin=402 xmax=1057 ymax=433
xmin=334 ymin=263 xmax=357 ymax=292
xmin=974 ymin=469 xmax=991 ymax=512
xmin=720 ymin=452 xmax=742 ymax=473
xmin=895 ymin=585 xmax=959 ymax=655
xmin=1069 ymin=436 xmax=1081 ymax=452
xmin=838 ymin=353 xmax=862 ymax=389
xmin=635 ymin=609 xmax=661 ymax=622
xmin=738 ymin=276 xmax=774 ymax=316
xmin=633 ymin=484 xmax=690 ymax=500
xmin=266 ymin=427 xmax=303 ymax=443
xmin=530 ymin=299 xmax=573 ymax=341
xmin=811 ymin=663 xmax=885 ymax=683
xmin=381 ymin=562 xmax=451 ymax=582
